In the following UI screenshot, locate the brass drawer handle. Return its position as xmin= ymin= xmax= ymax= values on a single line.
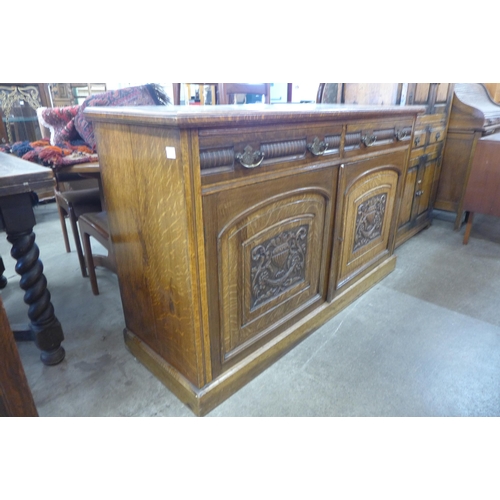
xmin=361 ymin=134 xmax=377 ymax=147
xmin=235 ymin=145 xmax=265 ymax=169
xmin=307 ymin=137 xmax=329 ymax=156
xmin=395 ymin=129 xmax=408 ymax=141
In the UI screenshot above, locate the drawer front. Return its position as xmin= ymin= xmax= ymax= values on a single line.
xmin=428 ymin=124 xmax=446 ymax=145
xmin=343 ymin=118 xmax=413 ymax=158
xmin=199 ymin=123 xmax=343 ymax=181
xmin=412 ymin=127 xmax=428 ymax=149
xmin=411 ymin=142 xmax=443 ymax=162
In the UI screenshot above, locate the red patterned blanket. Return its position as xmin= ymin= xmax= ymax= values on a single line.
xmin=0 ymin=138 xmax=98 ymax=169
xmin=3 ymin=84 xmax=170 ymax=169
xmin=38 ymin=83 xmax=169 ymax=150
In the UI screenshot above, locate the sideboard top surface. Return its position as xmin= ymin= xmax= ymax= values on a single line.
xmin=85 ymin=103 xmax=426 ymax=129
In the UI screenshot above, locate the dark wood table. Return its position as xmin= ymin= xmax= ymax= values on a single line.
xmin=0 ymin=152 xmax=65 ymax=365
xmin=61 ymin=162 xmax=102 ymax=192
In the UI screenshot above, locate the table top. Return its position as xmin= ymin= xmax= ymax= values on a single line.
xmin=0 ymin=152 xmax=54 ymax=197
xmin=60 ymin=162 xmax=100 ymax=176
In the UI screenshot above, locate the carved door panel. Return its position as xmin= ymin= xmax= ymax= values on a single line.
xmin=203 ymin=167 xmax=337 ymax=375
xmin=332 ymin=150 xmax=405 ymax=293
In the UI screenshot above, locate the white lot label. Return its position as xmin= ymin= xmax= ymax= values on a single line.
xmin=165 ymin=147 xmax=176 ymax=159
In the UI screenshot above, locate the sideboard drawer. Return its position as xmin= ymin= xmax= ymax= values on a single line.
xmin=412 ymin=126 xmax=427 ymax=149
xmin=343 ymin=118 xmax=413 ymax=158
xmin=199 ymin=122 xmax=343 ymax=179
xmin=428 ymin=124 xmax=446 ymax=145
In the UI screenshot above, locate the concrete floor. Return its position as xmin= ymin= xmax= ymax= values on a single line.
xmin=1 ymin=202 xmax=500 ymax=417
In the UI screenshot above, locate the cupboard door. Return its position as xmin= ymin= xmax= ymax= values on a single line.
xmin=399 ymin=157 xmax=419 ymax=227
xmin=414 ymin=155 xmax=439 ymax=217
xmin=333 ymin=151 xmax=405 ymax=292
xmin=203 ymin=167 xmax=337 ymax=374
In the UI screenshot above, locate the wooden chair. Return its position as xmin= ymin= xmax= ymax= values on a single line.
xmin=218 ymin=83 xmax=271 ymax=105
xmin=36 ymin=111 xmax=102 ymax=277
xmin=317 ymin=83 xmax=342 ymax=103
xmin=54 ymin=172 xmax=102 ymax=277
xmin=78 ymin=211 xmax=116 ymax=295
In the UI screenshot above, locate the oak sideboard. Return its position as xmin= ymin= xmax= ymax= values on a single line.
xmin=86 ymin=103 xmax=424 ymax=415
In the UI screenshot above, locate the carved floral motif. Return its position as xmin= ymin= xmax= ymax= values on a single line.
xmin=353 ymin=194 xmax=387 ymax=251
xmin=250 ymin=225 xmax=308 ymax=309
xmin=0 ymin=85 xmax=42 ymax=143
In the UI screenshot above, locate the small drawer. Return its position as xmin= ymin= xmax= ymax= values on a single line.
xmin=343 ymin=119 xmax=413 ymax=157
xmin=412 ymin=127 xmax=428 ymax=149
xmin=428 ymin=125 xmax=446 ymax=145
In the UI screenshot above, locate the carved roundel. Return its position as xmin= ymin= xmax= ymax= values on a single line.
xmin=353 ymin=193 xmax=387 ymax=252
xmin=250 ymin=225 xmax=309 ymax=310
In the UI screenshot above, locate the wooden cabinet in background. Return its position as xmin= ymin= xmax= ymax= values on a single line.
xmin=317 ymin=83 xmax=454 ymax=247
xmin=86 ymin=103 xmax=423 ymax=416
xmin=462 ymin=132 xmax=500 ymax=244
xmin=435 ymin=83 xmax=500 ymax=229
xmin=0 ymin=83 xmax=51 ymax=144
xmin=397 ymin=83 xmax=454 ymax=245
xmin=482 ymin=83 xmax=500 ymax=103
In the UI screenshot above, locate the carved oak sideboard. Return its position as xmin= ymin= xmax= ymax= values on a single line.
xmin=86 ymin=103 xmax=424 ymax=416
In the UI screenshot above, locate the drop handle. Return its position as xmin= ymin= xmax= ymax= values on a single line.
xmin=361 ymin=134 xmax=377 ymax=147
xmin=235 ymin=145 xmax=265 ymax=169
xmin=307 ymin=137 xmax=329 ymax=156
xmin=414 ymin=136 xmax=421 ymax=146
xmin=415 ymin=190 xmax=424 ymax=197
xmin=395 ymin=129 xmax=408 ymax=140
xmin=435 ymin=132 xmax=441 ymax=141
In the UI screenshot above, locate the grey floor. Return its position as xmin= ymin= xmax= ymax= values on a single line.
xmin=1 ymin=202 xmax=500 ymax=417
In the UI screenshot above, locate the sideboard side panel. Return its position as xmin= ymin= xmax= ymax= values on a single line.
xmin=93 ymin=122 xmax=204 ymax=387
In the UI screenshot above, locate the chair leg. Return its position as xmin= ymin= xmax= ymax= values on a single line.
xmin=68 ymin=207 xmax=88 ymax=278
xmin=81 ymin=231 xmax=99 ymax=295
xmin=463 ymin=211 xmax=474 ymax=245
xmin=57 ymin=203 xmax=71 ymax=253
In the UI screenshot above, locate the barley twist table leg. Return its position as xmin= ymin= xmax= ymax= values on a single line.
xmin=0 ymin=192 xmax=65 ymax=366
xmin=7 ymin=230 xmax=65 ymax=365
